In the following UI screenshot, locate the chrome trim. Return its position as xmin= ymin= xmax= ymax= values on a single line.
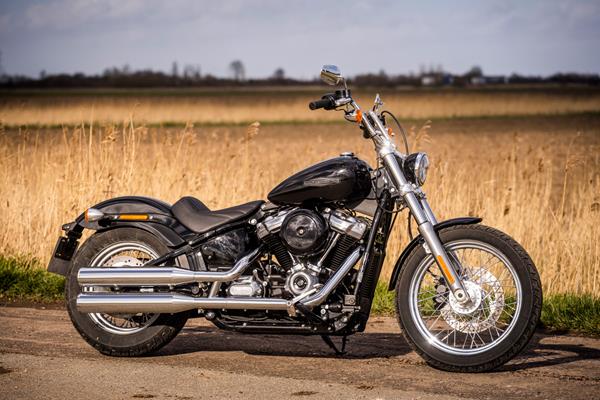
xmin=316 ymin=232 xmax=340 ymax=267
xmin=208 ymin=281 xmax=222 ymax=297
xmin=85 ymin=208 xmax=105 ymax=222
xmin=75 ymin=247 xmax=363 ymax=315
xmin=77 ymin=246 xmax=263 ymax=287
xmin=256 ymin=209 xmax=292 ymax=239
xmin=327 ymin=211 xmax=367 ymax=240
xmin=302 ymin=247 xmax=362 ymax=307
xmin=420 ymin=197 xmax=438 ymax=225
xmin=320 ymin=65 xmax=344 ymax=86
xmin=77 ymin=293 xmax=291 ymax=314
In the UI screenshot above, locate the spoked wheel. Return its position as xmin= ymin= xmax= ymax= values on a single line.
xmin=84 ymin=242 xmax=160 ymax=335
xmin=396 ymin=224 xmax=542 ymax=372
xmin=66 ymin=228 xmax=188 ymax=356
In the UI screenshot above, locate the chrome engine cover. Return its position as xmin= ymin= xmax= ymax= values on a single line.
xmin=227 ymin=277 xmax=264 ymax=297
xmin=284 ymin=263 xmax=321 ymax=297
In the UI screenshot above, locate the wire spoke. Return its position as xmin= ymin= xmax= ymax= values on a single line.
xmin=413 ymin=241 xmax=521 ymax=354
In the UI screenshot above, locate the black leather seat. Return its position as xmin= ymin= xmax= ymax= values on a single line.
xmin=171 ymin=196 xmax=263 ymax=234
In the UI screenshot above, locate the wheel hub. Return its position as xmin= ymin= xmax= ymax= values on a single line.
xmin=441 ymin=269 xmax=505 ymax=334
xmin=448 ymin=281 xmax=482 ymax=315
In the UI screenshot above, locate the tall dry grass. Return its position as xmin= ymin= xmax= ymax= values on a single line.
xmin=0 ymin=116 xmax=598 ymax=296
xmin=2 ymin=89 xmax=600 ymax=126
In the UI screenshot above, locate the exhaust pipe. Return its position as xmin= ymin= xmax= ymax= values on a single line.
xmin=76 ymin=247 xmax=362 ymax=314
xmin=78 ymin=246 xmax=263 ymax=287
xmin=76 ymin=293 xmax=291 ymax=314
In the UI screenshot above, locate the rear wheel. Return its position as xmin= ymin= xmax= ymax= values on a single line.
xmin=66 ymin=228 xmax=188 ymax=356
xmin=395 ymin=224 xmax=542 ymax=372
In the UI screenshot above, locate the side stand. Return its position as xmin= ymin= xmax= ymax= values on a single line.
xmin=320 ymin=335 xmax=348 ymax=356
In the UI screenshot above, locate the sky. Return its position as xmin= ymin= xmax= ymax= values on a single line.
xmin=0 ymin=0 xmax=599 ymax=79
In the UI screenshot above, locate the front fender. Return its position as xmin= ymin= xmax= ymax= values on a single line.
xmin=47 ymin=196 xmax=191 ymax=276
xmin=387 ymin=217 xmax=482 ymax=291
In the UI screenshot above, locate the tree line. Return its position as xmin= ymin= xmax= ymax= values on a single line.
xmin=0 ymin=59 xmax=598 ymax=89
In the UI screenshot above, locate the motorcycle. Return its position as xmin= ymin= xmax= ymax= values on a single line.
xmin=48 ymin=65 xmax=542 ymax=372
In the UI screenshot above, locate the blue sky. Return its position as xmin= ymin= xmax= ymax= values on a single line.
xmin=0 ymin=0 xmax=598 ymax=78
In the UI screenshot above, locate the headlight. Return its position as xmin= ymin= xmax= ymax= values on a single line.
xmin=403 ymin=152 xmax=429 ymax=186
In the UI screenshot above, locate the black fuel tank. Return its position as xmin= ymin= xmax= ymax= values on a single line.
xmin=268 ymin=155 xmax=372 ymax=207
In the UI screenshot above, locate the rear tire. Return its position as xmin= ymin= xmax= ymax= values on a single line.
xmin=66 ymin=228 xmax=187 ymax=357
xmin=395 ymin=224 xmax=542 ymax=372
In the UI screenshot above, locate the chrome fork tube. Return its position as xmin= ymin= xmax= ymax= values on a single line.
xmin=420 ymin=196 xmax=438 ymax=225
xmin=372 ymin=124 xmax=469 ymax=303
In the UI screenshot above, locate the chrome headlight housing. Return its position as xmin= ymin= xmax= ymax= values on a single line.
xmin=403 ymin=152 xmax=429 ymax=186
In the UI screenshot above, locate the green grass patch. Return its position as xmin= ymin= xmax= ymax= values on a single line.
xmin=371 ymin=281 xmax=397 ymax=316
xmin=0 ymin=255 xmax=64 ymax=303
xmin=540 ymin=293 xmax=600 ymax=336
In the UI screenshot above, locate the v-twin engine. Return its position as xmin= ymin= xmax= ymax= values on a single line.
xmin=253 ymin=207 xmax=368 ymax=299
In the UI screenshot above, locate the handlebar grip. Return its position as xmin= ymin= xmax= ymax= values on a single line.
xmin=309 ymin=97 xmax=335 ymax=110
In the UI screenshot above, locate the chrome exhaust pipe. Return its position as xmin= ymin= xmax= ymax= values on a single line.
xmin=76 ymin=293 xmax=291 ymax=314
xmin=77 ymin=246 xmax=263 ymax=287
xmin=76 ymin=247 xmax=362 ymax=314
xmin=302 ymin=247 xmax=361 ymax=307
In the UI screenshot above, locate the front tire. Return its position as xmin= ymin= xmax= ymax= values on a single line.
xmin=66 ymin=228 xmax=188 ymax=357
xmin=395 ymin=224 xmax=542 ymax=372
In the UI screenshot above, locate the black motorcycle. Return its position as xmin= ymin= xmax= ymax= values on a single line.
xmin=48 ymin=65 xmax=542 ymax=372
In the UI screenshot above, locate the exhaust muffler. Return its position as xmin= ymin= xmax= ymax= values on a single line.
xmin=76 ymin=293 xmax=291 ymax=314
xmin=76 ymin=247 xmax=362 ymax=315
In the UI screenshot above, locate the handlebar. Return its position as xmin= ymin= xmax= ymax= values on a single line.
xmin=309 ymin=95 xmax=336 ymax=110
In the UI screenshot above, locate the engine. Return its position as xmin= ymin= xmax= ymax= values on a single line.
xmin=251 ymin=207 xmax=368 ymax=299
xmin=280 ymin=209 xmax=328 ymax=255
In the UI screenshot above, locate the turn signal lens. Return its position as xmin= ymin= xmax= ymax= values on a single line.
xmin=117 ymin=214 xmax=149 ymax=221
xmin=84 ymin=208 xmax=105 ymax=223
xmin=355 ymin=109 xmax=362 ymax=123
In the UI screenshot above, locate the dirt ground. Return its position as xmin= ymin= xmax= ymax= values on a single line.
xmin=0 ymin=307 xmax=598 ymax=400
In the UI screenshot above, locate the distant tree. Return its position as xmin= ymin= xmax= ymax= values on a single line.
xmin=229 ymin=60 xmax=245 ymax=81
xmin=171 ymin=61 xmax=179 ymax=78
xmin=272 ymin=67 xmax=285 ymax=80
xmin=183 ymin=64 xmax=202 ymax=81
xmin=0 ymin=50 xmax=5 ymax=77
xmin=39 ymin=70 xmax=46 ymax=79
xmin=466 ymin=65 xmax=483 ymax=78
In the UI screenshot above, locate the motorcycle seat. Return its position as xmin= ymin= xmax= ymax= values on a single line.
xmin=171 ymin=196 xmax=264 ymax=234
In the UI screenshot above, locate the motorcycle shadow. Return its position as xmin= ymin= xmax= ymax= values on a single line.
xmin=159 ymin=324 xmax=412 ymax=359
xmin=160 ymin=325 xmax=600 ymax=371
xmin=500 ymin=333 xmax=600 ymax=372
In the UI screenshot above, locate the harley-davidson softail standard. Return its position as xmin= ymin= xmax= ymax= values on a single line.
xmin=48 ymin=65 xmax=542 ymax=372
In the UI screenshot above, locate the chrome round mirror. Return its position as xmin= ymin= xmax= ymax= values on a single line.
xmin=320 ymin=65 xmax=343 ymax=86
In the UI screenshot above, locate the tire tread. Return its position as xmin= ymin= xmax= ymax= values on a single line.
xmin=395 ymin=224 xmax=542 ymax=372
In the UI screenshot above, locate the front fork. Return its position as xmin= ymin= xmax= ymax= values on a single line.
xmin=381 ymin=152 xmax=470 ymax=304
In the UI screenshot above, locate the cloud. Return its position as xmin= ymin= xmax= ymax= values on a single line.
xmin=1 ymin=0 xmax=598 ymax=76
xmin=24 ymin=0 xmax=146 ymax=30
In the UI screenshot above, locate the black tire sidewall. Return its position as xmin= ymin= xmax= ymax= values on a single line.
xmin=396 ymin=225 xmax=541 ymax=368
xmin=66 ymin=227 xmax=187 ymax=353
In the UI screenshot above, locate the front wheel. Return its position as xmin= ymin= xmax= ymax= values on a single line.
xmin=396 ymin=224 xmax=542 ymax=372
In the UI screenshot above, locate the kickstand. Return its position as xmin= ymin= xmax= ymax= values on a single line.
xmin=320 ymin=335 xmax=348 ymax=356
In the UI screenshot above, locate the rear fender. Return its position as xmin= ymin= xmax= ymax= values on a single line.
xmin=47 ymin=196 xmax=192 ymax=276
xmin=387 ymin=217 xmax=482 ymax=291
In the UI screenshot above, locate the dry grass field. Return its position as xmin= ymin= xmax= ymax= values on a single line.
xmin=0 ymin=89 xmax=599 ymax=297
xmin=1 ymin=87 xmax=600 ymax=126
